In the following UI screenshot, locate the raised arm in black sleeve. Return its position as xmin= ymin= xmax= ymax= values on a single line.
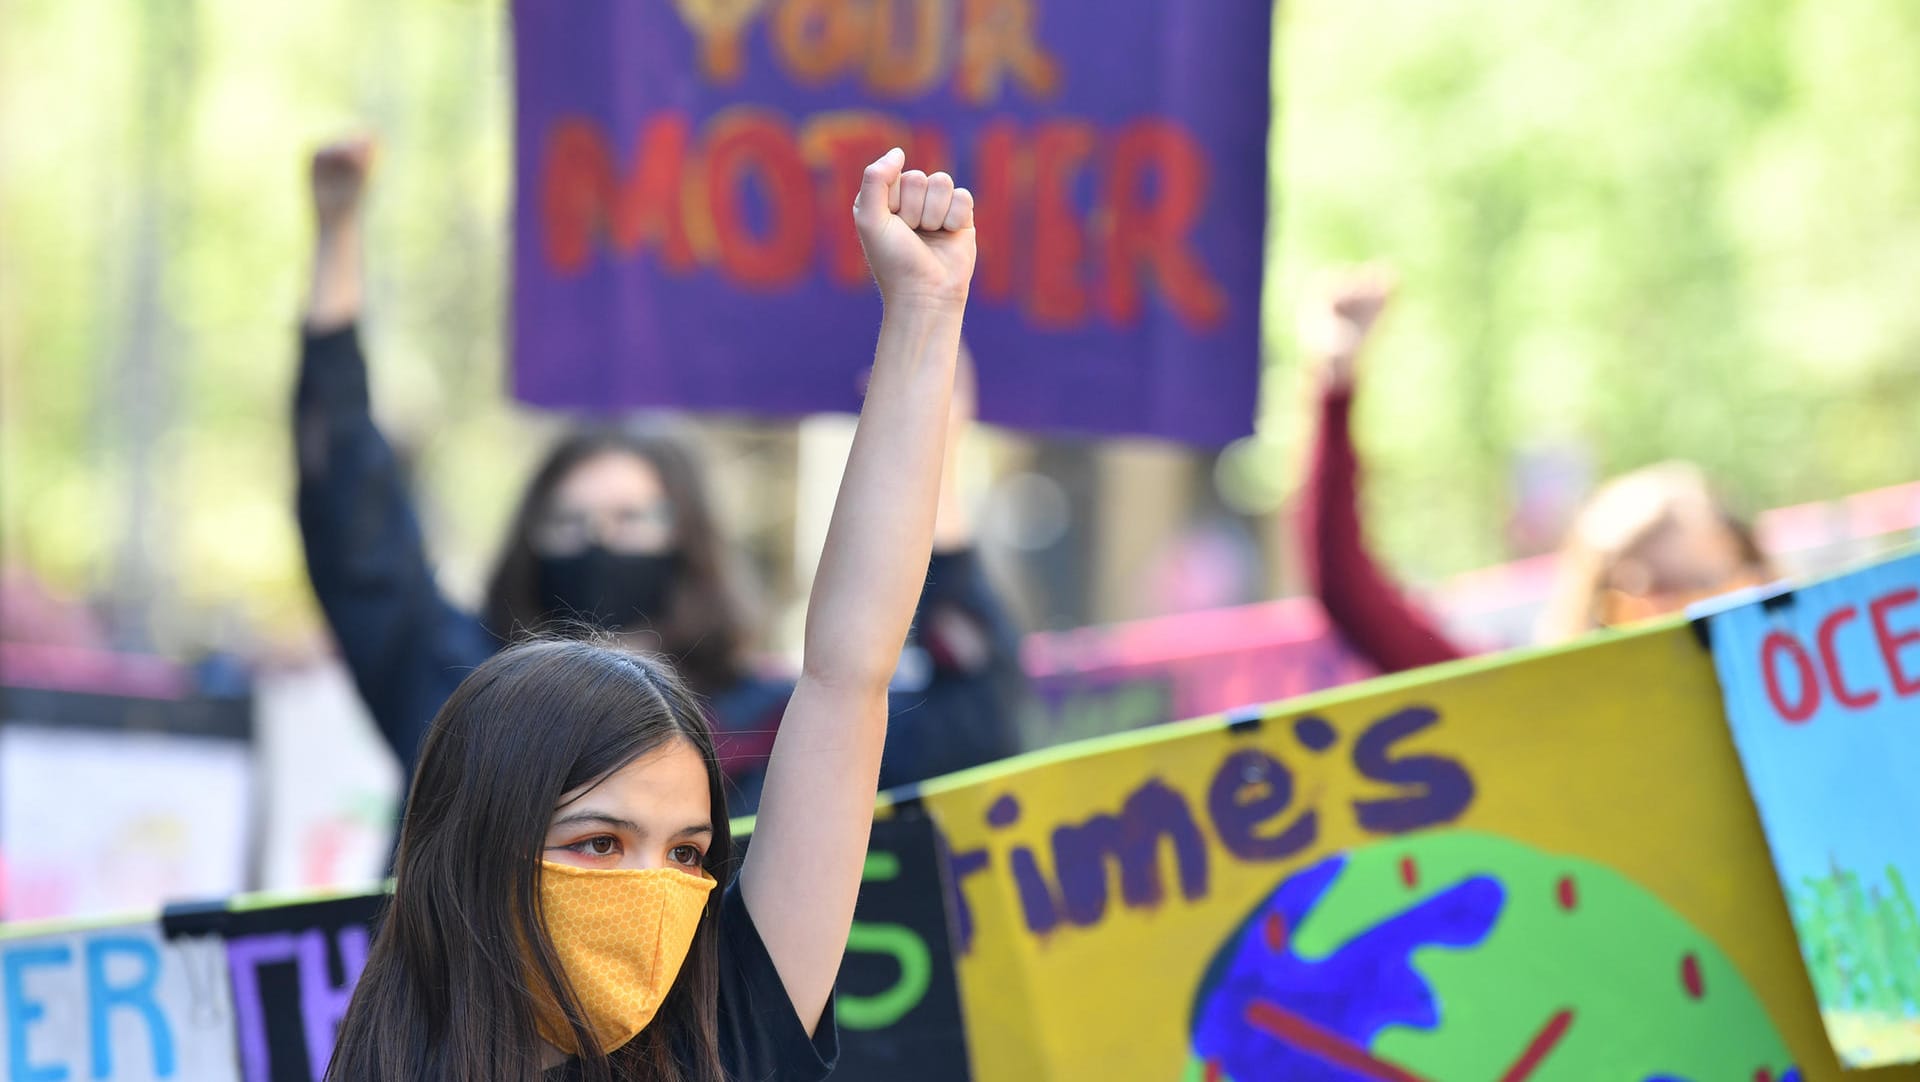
xmin=294 ymin=325 xmax=498 ymax=772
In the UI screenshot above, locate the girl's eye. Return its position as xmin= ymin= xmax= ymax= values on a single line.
xmin=669 ymin=844 xmax=703 ymax=867
xmin=579 ymin=836 xmax=618 ymax=857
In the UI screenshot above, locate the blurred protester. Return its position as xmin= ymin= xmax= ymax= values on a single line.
xmin=294 ymin=138 xmax=1026 ymax=810
xmin=1297 ymin=265 xmax=1775 ymax=674
xmin=328 ymin=145 xmax=974 ymax=1080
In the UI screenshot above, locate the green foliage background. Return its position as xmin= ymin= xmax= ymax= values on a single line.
xmin=1267 ymin=0 xmax=1920 ymax=580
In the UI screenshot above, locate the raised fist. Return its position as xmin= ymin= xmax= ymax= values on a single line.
xmin=853 ymin=148 xmax=976 ymax=312
xmin=310 ymin=136 xmax=377 ymax=232
xmin=1297 ymin=264 xmax=1396 ymax=388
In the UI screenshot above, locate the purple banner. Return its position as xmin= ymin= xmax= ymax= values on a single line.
xmin=512 ymin=0 xmax=1272 ymax=445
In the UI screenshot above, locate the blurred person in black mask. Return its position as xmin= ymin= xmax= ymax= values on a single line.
xmin=293 ymin=137 xmax=1027 ymax=812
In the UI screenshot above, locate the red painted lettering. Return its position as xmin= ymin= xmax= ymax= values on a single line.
xmin=1103 ymin=121 xmax=1228 ymax=330
xmin=540 ymin=119 xmax=617 ymax=275
xmin=802 ymin=111 xmax=910 ymax=285
xmin=538 ymin=108 xmax=1234 ymax=329
xmin=1816 ymin=606 xmax=1880 ymax=709
xmin=970 ymin=121 xmax=1023 ymax=302
xmin=907 ymin=123 xmax=954 ymax=177
xmin=1870 ymin=587 xmax=1920 ymax=697
xmin=612 ymin=115 xmax=697 ymax=269
xmin=705 ymin=109 xmax=815 ymax=289
xmin=540 ymin=116 xmax=695 ymax=276
xmin=1761 ymin=630 xmax=1820 ymax=724
xmin=1029 ymin=121 xmax=1095 ymax=326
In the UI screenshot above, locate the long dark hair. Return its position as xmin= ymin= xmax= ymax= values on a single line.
xmin=327 ymin=640 xmax=733 ymax=1082
xmin=483 ymin=426 xmax=750 ymax=696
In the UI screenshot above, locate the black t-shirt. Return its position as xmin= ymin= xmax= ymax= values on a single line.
xmin=546 ymin=883 xmax=837 ymax=1082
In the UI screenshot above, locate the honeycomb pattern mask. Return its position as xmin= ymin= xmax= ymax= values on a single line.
xmin=529 ymin=860 xmax=717 ymax=1054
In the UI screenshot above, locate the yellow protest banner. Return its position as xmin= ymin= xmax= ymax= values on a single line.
xmin=918 ymin=621 xmax=1920 ymax=1081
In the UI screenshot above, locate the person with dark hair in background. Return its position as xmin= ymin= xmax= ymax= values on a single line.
xmin=327 ymin=146 xmax=976 ymax=1080
xmin=1296 ymin=265 xmax=1775 ymax=674
xmin=295 ymin=138 xmax=1026 ymax=811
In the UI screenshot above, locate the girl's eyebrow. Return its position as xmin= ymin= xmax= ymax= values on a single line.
xmin=547 ymin=813 xmax=714 ymax=839
xmin=548 ymin=811 xmax=644 ymax=834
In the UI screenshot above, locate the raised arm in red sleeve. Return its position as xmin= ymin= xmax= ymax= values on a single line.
xmin=1296 ymin=267 xmax=1469 ymax=675
xmin=1302 ymin=384 xmax=1467 ymax=673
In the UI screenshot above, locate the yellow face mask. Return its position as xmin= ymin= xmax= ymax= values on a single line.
xmin=529 ymin=860 xmax=717 ymax=1055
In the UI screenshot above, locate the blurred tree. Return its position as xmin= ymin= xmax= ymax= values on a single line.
xmin=1266 ymin=0 xmax=1920 ymax=578
xmin=1 ymin=0 xmax=518 ymax=653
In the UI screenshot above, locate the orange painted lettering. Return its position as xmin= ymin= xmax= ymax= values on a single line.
xmin=676 ymin=0 xmax=773 ymax=83
xmin=957 ymin=0 xmax=1059 ymax=104
xmin=773 ymin=0 xmax=866 ymax=85
xmin=868 ymin=0 xmax=950 ymax=97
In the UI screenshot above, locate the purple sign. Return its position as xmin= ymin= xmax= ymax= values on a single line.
xmin=512 ymin=0 xmax=1272 ymax=445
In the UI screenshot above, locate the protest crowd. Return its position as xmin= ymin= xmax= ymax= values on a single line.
xmin=5 ymin=1 xmax=1920 ymax=1079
